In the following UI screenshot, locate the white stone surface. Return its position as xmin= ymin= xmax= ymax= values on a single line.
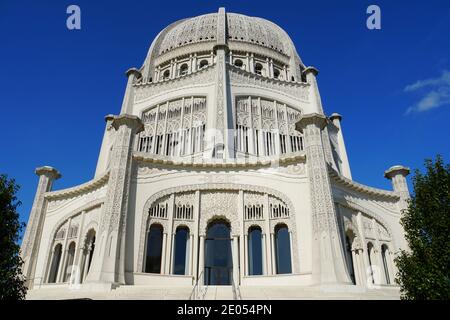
xmin=22 ymin=8 xmax=409 ymax=300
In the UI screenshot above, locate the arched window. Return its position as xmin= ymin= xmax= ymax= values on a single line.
xmin=173 ymin=226 xmax=189 ymax=275
xmin=234 ymin=59 xmax=243 ymax=68
xmin=63 ymin=242 xmax=76 ymax=282
xmin=179 ymin=63 xmax=188 ymax=76
xmin=274 ymin=224 xmax=292 ymax=274
xmin=254 ymin=63 xmax=263 ymax=75
xmin=199 ymin=59 xmax=208 ymax=69
xmin=81 ymin=229 xmax=96 ymax=282
xmin=367 ymin=242 xmax=375 ymax=284
xmin=345 ymin=235 xmax=356 ymax=284
xmin=273 ymin=69 xmax=280 ymax=79
xmin=163 ymin=70 xmax=170 ymax=80
xmin=145 ymin=224 xmax=164 ymax=273
xmin=48 ymin=243 xmax=62 ymax=283
xmin=248 ymin=226 xmax=263 ymax=275
xmin=381 ymin=244 xmax=391 ymax=284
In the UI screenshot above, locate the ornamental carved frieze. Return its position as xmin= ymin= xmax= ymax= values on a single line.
xmin=273 ymin=162 xmax=306 ymax=176
xmin=199 ymin=191 xmax=239 ymax=236
xmin=215 ymin=52 xmax=226 ymax=132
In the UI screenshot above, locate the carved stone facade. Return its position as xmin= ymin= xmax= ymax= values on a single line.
xmin=23 ymin=8 xmax=409 ymax=300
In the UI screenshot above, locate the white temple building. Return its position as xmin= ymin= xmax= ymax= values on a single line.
xmin=21 ymin=8 xmax=411 ymax=299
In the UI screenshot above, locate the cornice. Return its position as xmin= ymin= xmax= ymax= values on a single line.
xmin=133 ymin=151 xmax=306 ymax=169
xmin=44 ymin=171 xmax=110 ymax=200
xmin=133 ymin=64 xmax=216 ymax=102
xmin=133 ymin=63 xmax=216 ymax=88
xmin=328 ymin=167 xmax=399 ymax=200
xmin=228 ymin=63 xmax=308 ymax=88
xmin=228 ymin=63 xmax=309 ymax=101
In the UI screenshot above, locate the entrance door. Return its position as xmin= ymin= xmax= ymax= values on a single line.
xmin=204 ymin=221 xmax=232 ymax=285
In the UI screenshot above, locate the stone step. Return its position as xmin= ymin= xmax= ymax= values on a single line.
xmin=201 ymin=286 xmax=235 ymax=300
xmin=26 ymin=284 xmax=400 ymax=300
xmin=238 ymin=285 xmax=400 ymax=300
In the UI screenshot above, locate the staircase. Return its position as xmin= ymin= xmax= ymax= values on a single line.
xmin=189 ymin=271 xmax=242 ymax=300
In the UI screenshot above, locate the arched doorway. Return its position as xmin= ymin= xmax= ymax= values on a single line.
xmin=204 ymin=220 xmax=232 ymax=285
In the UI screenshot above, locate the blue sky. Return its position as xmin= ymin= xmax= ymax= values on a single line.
xmin=1 ymin=0 xmax=449 ymax=239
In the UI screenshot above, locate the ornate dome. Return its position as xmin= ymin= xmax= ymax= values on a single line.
xmin=142 ymin=8 xmax=303 ymax=79
xmin=156 ymin=12 xmax=291 ymax=56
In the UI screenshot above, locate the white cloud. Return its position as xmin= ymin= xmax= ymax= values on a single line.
xmin=404 ymin=70 xmax=450 ymax=114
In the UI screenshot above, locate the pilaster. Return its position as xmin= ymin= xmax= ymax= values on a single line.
xmin=296 ymin=113 xmax=352 ymax=286
xmin=21 ymin=166 xmax=61 ymax=288
xmin=85 ymin=114 xmax=143 ymax=286
xmin=213 ymin=7 xmax=232 ymax=159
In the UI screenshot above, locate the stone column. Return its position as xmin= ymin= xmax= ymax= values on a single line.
xmin=160 ymin=233 xmax=168 ymax=274
xmin=120 ymin=68 xmax=142 ymax=114
xmin=165 ymin=194 xmax=175 ymax=274
xmin=21 ymin=166 xmax=61 ymax=288
xmin=353 ymin=248 xmax=365 ymax=286
xmin=329 ymin=113 xmax=352 ymax=179
xmin=249 ymin=53 xmax=255 ymax=73
xmin=270 ymin=233 xmax=276 ymax=274
xmin=356 ymin=211 xmax=370 ymax=286
xmin=192 ymin=191 xmax=201 ymax=282
xmin=85 ymin=114 xmax=143 ymax=286
xmin=238 ymin=190 xmax=245 ymax=283
xmin=198 ymin=235 xmax=205 ymax=284
xmin=58 ymin=217 xmax=72 ymax=283
xmin=263 ymin=194 xmax=272 ymax=274
xmin=289 ymin=231 xmax=294 ymax=272
xmin=243 ymin=235 xmax=248 ymax=277
xmin=273 ymin=101 xmax=281 ymax=155
xmin=232 ymin=236 xmax=239 ymax=285
xmin=192 ymin=53 xmax=197 ymax=73
xmin=189 ymin=234 xmax=194 ymax=276
xmin=169 ymin=232 xmax=176 ymax=274
xmin=296 ymin=113 xmax=352 ymax=286
xmin=74 ymin=212 xmax=86 ymax=265
xmin=73 ymin=210 xmax=86 ymax=284
xmin=261 ymin=234 xmax=267 ymax=275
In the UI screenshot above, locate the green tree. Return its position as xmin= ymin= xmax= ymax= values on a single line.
xmin=0 ymin=174 xmax=26 ymax=300
xmin=395 ymin=155 xmax=450 ymax=300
